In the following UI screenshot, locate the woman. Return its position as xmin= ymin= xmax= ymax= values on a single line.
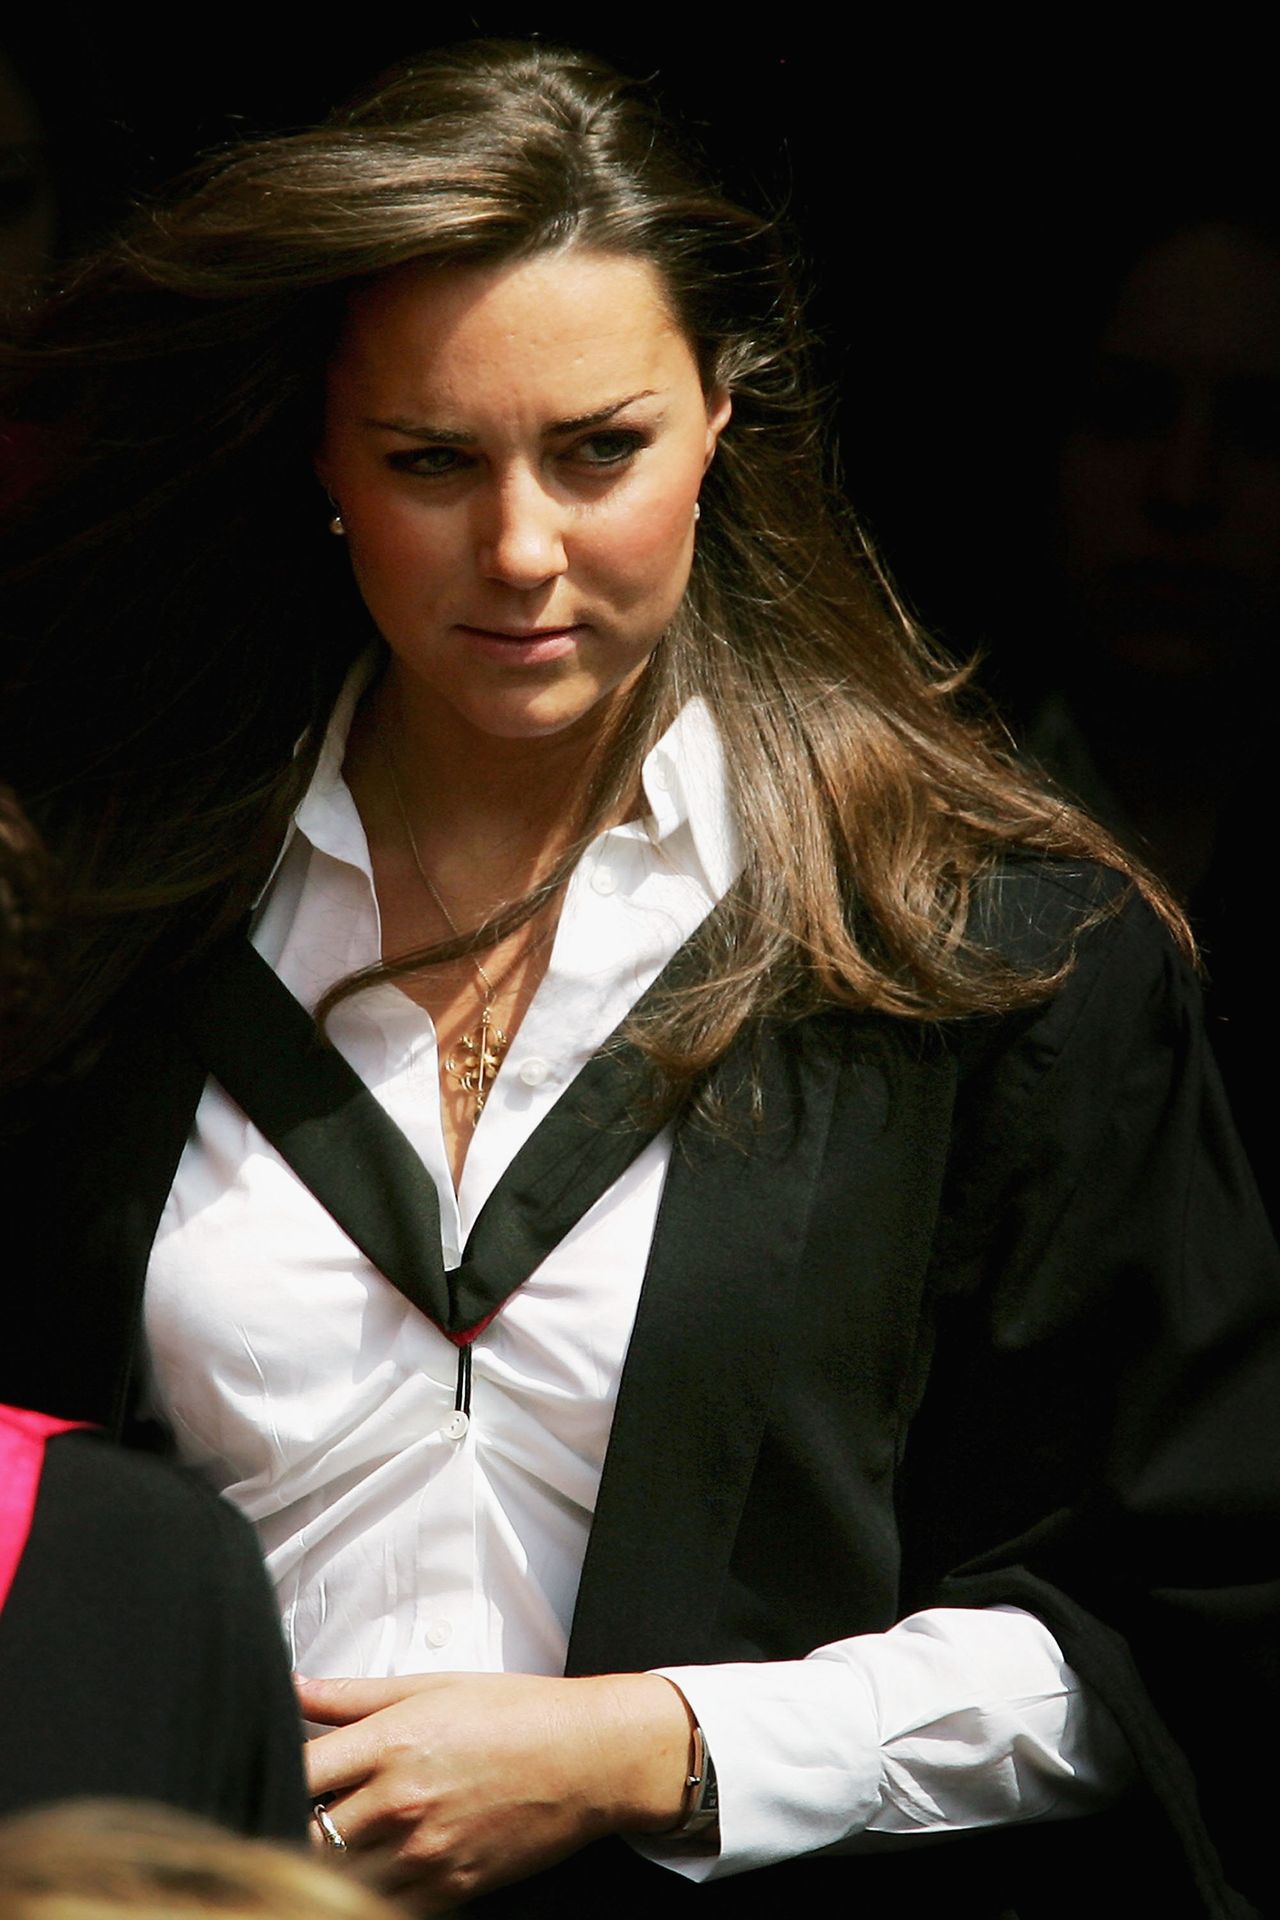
xmin=1 ymin=40 xmax=1275 ymax=1918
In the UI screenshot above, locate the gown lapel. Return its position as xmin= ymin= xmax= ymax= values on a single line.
xmin=566 ymin=1020 xmax=846 ymax=1675
xmin=172 ymin=934 xmax=680 ymax=1343
xmin=172 ymin=938 xmax=454 ymax=1331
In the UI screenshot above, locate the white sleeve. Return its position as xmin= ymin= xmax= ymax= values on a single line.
xmin=632 ymin=1604 xmax=1135 ymax=1882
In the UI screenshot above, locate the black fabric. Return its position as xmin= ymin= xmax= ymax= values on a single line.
xmin=458 ymin=1806 xmax=1212 ymax=1920
xmin=3 ymin=1004 xmax=208 ymax=1433
xmin=0 ymin=1428 xmax=308 ymax=1837
xmin=2 ymin=861 xmax=1276 ymax=1916
xmin=170 ymin=934 xmax=670 ymax=1343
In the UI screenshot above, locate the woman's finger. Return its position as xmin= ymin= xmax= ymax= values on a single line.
xmin=304 ymin=1718 xmax=388 ymax=1801
xmin=298 ymin=1674 xmax=425 ymax=1725
xmin=301 ymin=1677 xmax=440 ymax=1797
xmin=306 ymin=1816 xmax=461 ymax=1918
xmin=307 ymin=1775 xmax=406 ymax=1856
xmin=309 ymin=1782 xmax=496 ymax=1914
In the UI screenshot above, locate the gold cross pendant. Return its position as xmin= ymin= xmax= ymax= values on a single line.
xmin=445 ymin=1002 xmax=509 ymax=1125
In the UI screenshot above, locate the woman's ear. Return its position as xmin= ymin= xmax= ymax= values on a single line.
xmin=312 ymin=455 xmax=346 ymax=536
xmin=703 ymin=387 xmax=732 ymax=469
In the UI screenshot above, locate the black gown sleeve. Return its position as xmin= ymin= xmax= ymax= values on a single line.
xmin=897 ymin=874 xmax=1280 ymax=1917
xmin=0 ymin=1428 xmax=308 ymax=1839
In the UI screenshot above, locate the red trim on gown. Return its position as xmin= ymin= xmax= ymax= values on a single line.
xmin=0 ymin=1406 xmax=91 ymax=1612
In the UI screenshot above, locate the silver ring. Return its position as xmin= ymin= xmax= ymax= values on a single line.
xmin=313 ymin=1802 xmax=348 ymax=1852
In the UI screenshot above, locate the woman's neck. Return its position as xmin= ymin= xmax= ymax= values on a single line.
xmin=343 ymin=670 xmax=627 ymax=914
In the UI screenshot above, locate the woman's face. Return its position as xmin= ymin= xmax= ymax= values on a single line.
xmin=316 ymin=249 xmax=730 ymax=747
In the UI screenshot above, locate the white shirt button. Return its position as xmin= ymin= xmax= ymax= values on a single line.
xmin=426 ymin=1619 xmax=453 ymax=1649
xmin=591 ymin=866 xmax=617 ymax=895
xmin=442 ymin=1411 xmax=469 ymax=1441
xmin=651 ymin=764 xmax=670 ymax=791
xmin=518 ymin=1056 xmax=550 ymax=1089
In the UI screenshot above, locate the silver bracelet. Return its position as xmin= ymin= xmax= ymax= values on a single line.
xmin=676 ymin=1723 xmax=720 ymax=1836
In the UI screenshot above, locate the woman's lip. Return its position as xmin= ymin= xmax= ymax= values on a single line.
xmin=458 ymin=624 xmax=582 ymax=640
xmin=456 ymin=623 xmax=584 ymax=661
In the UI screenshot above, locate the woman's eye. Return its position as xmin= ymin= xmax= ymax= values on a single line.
xmin=571 ymin=430 xmax=647 ymax=468
xmin=387 ymin=446 xmax=471 ymax=478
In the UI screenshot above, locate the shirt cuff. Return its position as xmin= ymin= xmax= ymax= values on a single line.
xmin=630 ymin=1605 xmax=1132 ymax=1882
xmin=631 ymin=1656 xmax=884 ymax=1880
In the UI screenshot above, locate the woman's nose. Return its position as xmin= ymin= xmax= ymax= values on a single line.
xmin=1146 ymin=392 xmax=1221 ymax=530
xmin=475 ymin=473 xmax=569 ymax=589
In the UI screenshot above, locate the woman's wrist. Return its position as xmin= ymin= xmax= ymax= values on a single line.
xmin=575 ymin=1672 xmax=696 ymax=1834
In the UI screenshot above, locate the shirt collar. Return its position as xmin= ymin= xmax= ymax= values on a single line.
xmin=291 ymin=655 xmax=380 ymax=870
xmin=639 ymin=698 xmax=742 ymax=899
xmin=267 ymin=660 xmax=743 ymax=903
xmin=252 ymin=655 xmax=379 ymax=906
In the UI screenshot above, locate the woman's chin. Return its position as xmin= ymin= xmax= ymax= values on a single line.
xmin=442 ymin=677 xmax=646 ymax=750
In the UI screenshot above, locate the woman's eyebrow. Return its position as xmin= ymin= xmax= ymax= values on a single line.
xmin=363 ymin=417 xmax=479 ymax=442
xmin=548 ymin=391 xmax=660 ymax=433
xmin=362 ymin=390 xmax=662 ymax=441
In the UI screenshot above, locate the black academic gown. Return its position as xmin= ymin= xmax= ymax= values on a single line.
xmin=0 ymin=1418 xmax=308 ymax=1836
xmin=3 ymin=862 xmax=1276 ymax=1918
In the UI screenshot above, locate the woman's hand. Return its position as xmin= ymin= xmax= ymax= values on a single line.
xmin=299 ymin=1670 xmax=693 ymax=1914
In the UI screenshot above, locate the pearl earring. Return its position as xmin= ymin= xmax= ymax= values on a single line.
xmin=328 ymin=512 xmax=346 ymax=537
xmin=693 ymin=502 xmax=701 ymax=523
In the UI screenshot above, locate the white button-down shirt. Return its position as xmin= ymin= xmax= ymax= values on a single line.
xmin=144 ymin=670 xmax=1126 ymax=1879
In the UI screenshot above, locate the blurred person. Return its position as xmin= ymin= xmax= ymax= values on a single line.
xmin=1030 ymin=213 xmax=1280 ymax=1218
xmin=1050 ymin=215 xmax=1280 ymax=891
xmin=0 ymin=1800 xmax=400 ymax=1920
xmin=0 ymin=1406 xmax=308 ymax=1835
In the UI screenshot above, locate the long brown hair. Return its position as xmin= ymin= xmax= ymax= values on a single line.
xmin=0 ymin=40 xmax=1184 ymax=1094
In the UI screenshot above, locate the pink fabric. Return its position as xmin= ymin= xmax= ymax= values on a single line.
xmin=0 ymin=1407 xmax=91 ymax=1613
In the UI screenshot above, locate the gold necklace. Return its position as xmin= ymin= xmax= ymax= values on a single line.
xmin=381 ymin=747 xmax=511 ymax=1125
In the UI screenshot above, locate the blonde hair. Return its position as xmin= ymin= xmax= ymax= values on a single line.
xmin=0 ymin=1802 xmax=401 ymax=1920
